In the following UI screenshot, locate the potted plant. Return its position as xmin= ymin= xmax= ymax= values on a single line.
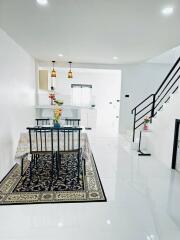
xmin=144 ymin=116 xmax=150 ymax=130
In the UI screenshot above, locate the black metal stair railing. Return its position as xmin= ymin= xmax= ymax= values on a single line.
xmin=131 ymin=57 xmax=180 ymax=142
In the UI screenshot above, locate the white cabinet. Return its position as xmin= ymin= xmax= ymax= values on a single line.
xmin=80 ymin=108 xmax=97 ymax=129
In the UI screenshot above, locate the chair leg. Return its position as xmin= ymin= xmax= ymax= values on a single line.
xmin=29 ymin=155 xmax=33 ymax=181
xmin=83 ymin=158 xmax=86 ymax=176
xmin=56 ymin=152 xmax=59 ymax=178
xmin=51 ymin=153 xmax=54 ymax=180
xmin=35 ymin=154 xmax=38 ymax=170
xmin=56 ymin=152 xmax=61 ymax=174
xmin=49 ymin=153 xmax=54 ymax=191
xmin=65 ymin=154 xmax=68 ymax=185
xmin=77 ymin=152 xmax=80 ymax=182
xmin=82 ymin=158 xmax=86 ymax=190
xmin=59 ymin=153 xmax=61 ymax=171
xmin=21 ymin=157 xmax=24 ymax=177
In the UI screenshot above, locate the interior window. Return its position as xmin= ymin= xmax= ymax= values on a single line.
xmin=71 ymin=84 xmax=92 ymax=107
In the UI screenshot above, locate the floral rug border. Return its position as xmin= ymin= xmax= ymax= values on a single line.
xmin=0 ymin=149 xmax=106 ymax=205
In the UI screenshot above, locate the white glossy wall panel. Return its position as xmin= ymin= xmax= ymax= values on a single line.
xmin=0 ymin=28 xmax=35 ymax=180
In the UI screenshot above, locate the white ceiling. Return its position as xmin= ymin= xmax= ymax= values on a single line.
xmin=0 ymin=0 xmax=180 ymax=64
xmin=148 ymin=45 xmax=180 ymax=64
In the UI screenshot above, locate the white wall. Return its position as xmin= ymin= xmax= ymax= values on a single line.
xmin=38 ymin=67 xmax=121 ymax=135
xmin=0 ymin=28 xmax=35 ymax=180
xmin=119 ymin=63 xmax=172 ymax=134
xmin=148 ymin=87 xmax=180 ymax=168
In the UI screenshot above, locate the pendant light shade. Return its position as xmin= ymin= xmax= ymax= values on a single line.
xmin=68 ymin=61 xmax=73 ymax=79
xmin=51 ymin=61 xmax=57 ymax=78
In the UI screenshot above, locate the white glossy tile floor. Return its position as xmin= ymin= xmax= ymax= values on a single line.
xmin=1 ymin=132 xmax=180 ymax=240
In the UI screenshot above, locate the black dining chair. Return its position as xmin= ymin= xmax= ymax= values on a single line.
xmin=35 ymin=118 xmax=51 ymax=126
xmin=65 ymin=118 xmax=81 ymax=127
xmin=52 ymin=127 xmax=83 ymax=182
xmin=26 ymin=127 xmax=55 ymax=183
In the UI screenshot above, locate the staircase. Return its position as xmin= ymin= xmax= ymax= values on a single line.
xmin=131 ymin=57 xmax=180 ymax=142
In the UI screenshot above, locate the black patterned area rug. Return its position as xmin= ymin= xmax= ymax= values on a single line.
xmin=0 ymin=152 xmax=106 ymax=205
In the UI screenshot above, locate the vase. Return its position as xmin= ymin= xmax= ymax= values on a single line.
xmin=54 ymin=122 xmax=60 ymax=128
xmin=143 ymin=124 xmax=148 ymax=130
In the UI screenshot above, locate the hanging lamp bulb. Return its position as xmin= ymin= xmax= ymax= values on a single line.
xmin=68 ymin=61 xmax=73 ymax=79
xmin=51 ymin=61 xmax=57 ymax=78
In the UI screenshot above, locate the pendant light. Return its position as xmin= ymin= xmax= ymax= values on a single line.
xmin=68 ymin=61 xmax=73 ymax=79
xmin=51 ymin=60 xmax=57 ymax=78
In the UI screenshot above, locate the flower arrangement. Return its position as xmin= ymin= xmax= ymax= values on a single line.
xmin=53 ymin=99 xmax=64 ymax=126
xmin=49 ymin=93 xmax=56 ymax=100
xmin=48 ymin=88 xmax=64 ymax=127
xmin=48 ymin=92 xmax=56 ymax=105
xmin=144 ymin=116 xmax=150 ymax=130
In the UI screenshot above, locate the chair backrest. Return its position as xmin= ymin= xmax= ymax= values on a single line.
xmin=65 ymin=118 xmax=80 ymax=127
xmin=35 ymin=118 xmax=51 ymax=126
xmin=27 ymin=127 xmax=82 ymax=154
xmin=52 ymin=127 xmax=82 ymax=152
xmin=27 ymin=127 xmax=53 ymax=154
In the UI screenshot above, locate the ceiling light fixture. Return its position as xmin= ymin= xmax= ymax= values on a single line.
xmin=36 ymin=0 xmax=48 ymax=6
xmin=58 ymin=222 xmax=64 ymax=228
xmin=58 ymin=54 xmax=63 ymax=57
xmin=113 ymin=56 xmax=118 ymax=60
xmin=51 ymin=61 xmax=57 ymax=78
xmin=162 ymin=6 xmax=174 ymax=16
xmin=106 ymin=220 xmax=111 ymax=225
xmin=68 ymin=61 xmax=73 ymax=79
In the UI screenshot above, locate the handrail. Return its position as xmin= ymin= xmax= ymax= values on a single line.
xmin=135 ymin=121 xmax=144 ymax=130
xmin=131 ymin=94 xmax=153 ymax=113
xmin=131 ymin=57 xmax=180 ymax=142
xmin=156 ymin=66 xmax=180 ymax=101
xmin=155 ymin=57 xmax=180 ymax=95
xmin=136 ymin=109 xmax=152 ymax=123
xmin=136 ymin=101 xmax=153 ymax=115
xmin=155 ymin=75 xmax=180 ymax=109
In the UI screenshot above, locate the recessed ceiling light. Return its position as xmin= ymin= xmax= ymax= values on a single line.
xmin=58 ymin=54 xmax=63 ymax=57
xmin=106 ymin=220 xmax=111 ymax=225
xmin=161 ymin=6 xmax=174 ymax=16
xmin=113 ymin=56 xmax=118 ymax=60
xmin=57 ymin=222 xmax=64 ymax=227
xmin=146 ymin=235 xmax=155 ymax=240
xmin=36 ymin=0 xmax=48 ymax=6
